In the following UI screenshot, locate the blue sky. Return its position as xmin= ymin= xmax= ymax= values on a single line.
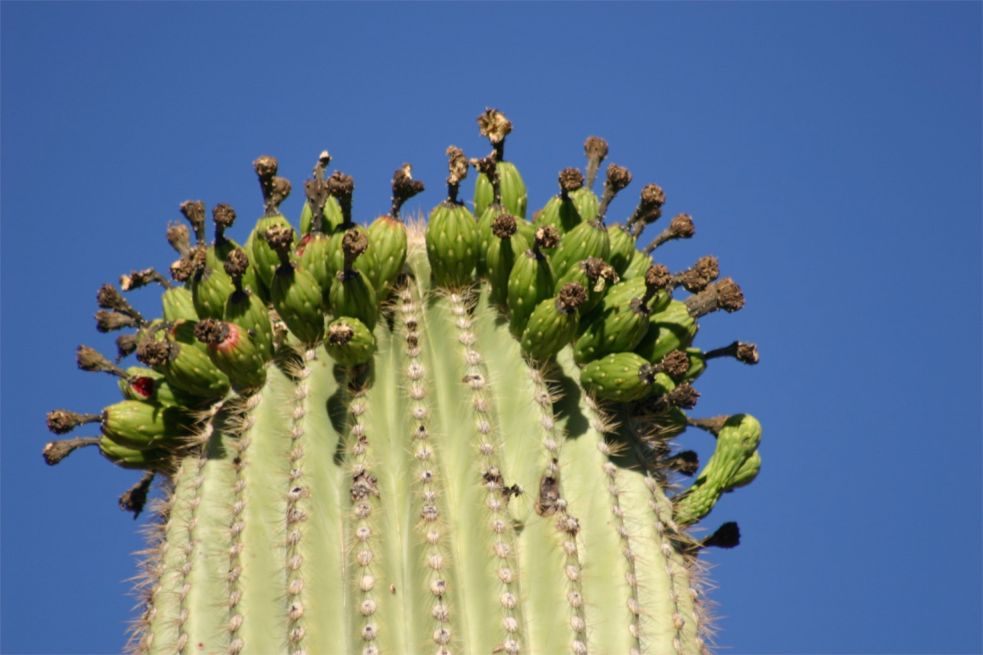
xmin=2 ymin=2 xmax=980 ymax=654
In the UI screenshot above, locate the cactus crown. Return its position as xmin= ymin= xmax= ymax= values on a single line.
xmin=46 ymin=110 xmax=762 ymax=655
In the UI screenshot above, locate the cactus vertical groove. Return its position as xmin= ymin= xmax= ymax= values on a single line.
xmin=46 ymin=112 xmax=764 ymax=655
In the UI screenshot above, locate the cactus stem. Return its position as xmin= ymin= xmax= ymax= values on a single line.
xmin=284 ymin=349 xmax=315 ymax=653
xmin=127 ymin=492 xmax=170 ymax=655
xmin=595 ymin=437 xmax=644 ymax=655
xmin=619 ymin=404 xmax=705 ymax=654
xmin=447 ymin=291 xmax=525 ymax=653
xmin=225 ymin=396 xmax=256 ymax=655
xmin=345 ymin=383 xmax=383 ymax=653
xmin=525 ymin=366 xmax=589 ymax=653
xmin=396 ymin=284 xmax=457 ymax=652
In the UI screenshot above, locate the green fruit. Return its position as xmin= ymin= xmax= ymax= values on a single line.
xmin=570 ymin=186 xmax=599 ymax=222
xmin=330 ymin=270 xmax=378 ymax=331
xmin=324 ymin=316 xmax=377 ymax=367
xmin=137 ymin=326 xmax=230 ymax=400
xmin=299 ymin=194 xmax=344 ymax=235
xmin=224 ymin=287 xmax=274 ymax=359
xmin=635 ymin=300 xmax=698 ymax=363
xmin=425 ymin=201 xmax=479 ymax=287
xmin=554 ymin=257 xmax=618 ymax=315
xmin=367 ymin=215 xmax=408 ymax=294
xmin=607 ymin=224 xmax=635 ymax=275
xmin=195 ymin=320 xmax=269 ymax=392
xmin=296 ymin=233 xmax=335 ymax=300
xmin=161 ymin=287 xmax=197 ymax=323
xmin=118 ymin=367 xmax=198 ymax=408
xmin=249 ymin=214 xmax=294 ymax=290
xmin=271 ymin=265 xmax=325 ymax=345
xmin=98 ymin=435 xmax=170 ymax=470
xmin=621 ymin=249 xmax=653 ymax=281
xmin=549 ymin=220 xmax=611 ymax=280
xmin=573 ymin=299 xmax=651 ymax=366
xmin=101 ymin=400 xmax=195 ymax=450
xmin=485 ymin=214 xmax=531 ymax=306
xmin=507 ymin=248 xmax=554 ymax=337
xmin=474 ymin=161 xmax=527 ymax=219
xmin=580 ymin=353 xmax=674 ymax=402
xmin=520 ymin=283 xmax=587 ymax=360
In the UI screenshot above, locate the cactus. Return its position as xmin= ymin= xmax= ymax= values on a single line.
xmin=45 ymin=110 xmax=762 ymax=655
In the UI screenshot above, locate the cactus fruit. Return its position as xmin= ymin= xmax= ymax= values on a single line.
xmin=45 ymin=114 xmax=763 ymax=655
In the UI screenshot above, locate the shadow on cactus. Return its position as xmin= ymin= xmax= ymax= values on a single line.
xmin=45 ymin=108 xmax=762 ymax=655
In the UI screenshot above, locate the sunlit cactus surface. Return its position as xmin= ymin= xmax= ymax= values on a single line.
xmin=46 ymin=109 xmax=762 ymax=655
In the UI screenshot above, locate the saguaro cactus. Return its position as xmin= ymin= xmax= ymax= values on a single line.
xmin=45 ymin=110 xmax=762 ymax=655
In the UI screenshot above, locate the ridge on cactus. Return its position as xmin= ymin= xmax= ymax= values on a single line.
xmin=45 ymin=109 xmax=763 ymax=655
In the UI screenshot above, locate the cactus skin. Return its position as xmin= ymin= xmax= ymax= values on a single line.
xmin=45 ymin=121 xmax=764 ymax=655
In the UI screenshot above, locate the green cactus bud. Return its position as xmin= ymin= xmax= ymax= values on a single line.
xmin=426 ymin=200 xmax=479 ymax=288
xmin=473 ymin=109 xmax=527 ymax=219
xmin=330 ymin=229 xmax=379 ymax=331
xmin=485 ymin=213 xmax=531 ymax=306
xmin=118 ymin=367 xmax=201 ymax=408
xmin=506 ymin=228 xmax=557 ymax=337
xmin=621 ymin=248 xmax=653 ymax=281
xmin=299 ymin=193 xmax=345 ymax=235
xmin=555 ymin=256 xmax=619 ymax=315
xmin=520 ymin=282 xmax=587 ymax=360
xmin=475 ymin=160 xmax=527 ymax=219
xmin=549 ymin=220 xmax=611 ymax=280
xmin=191 ymin=259 xmax=235 ymax=320
xmin=101 ymin=400 xmax=195 ymax=450
xmin=367 ymin=214 xmax=408 ymax=294
xmin=98 ymin=434 xmax=171 ymax=471
xmin=600 ymin=265 xmax=672 ymax=314
xmin=221 ymin=248 xmax=275 ymax=358
xmin=573 ymin=297 xmax=652 ymax=366
xmin=265 ymin=225 xmax=325 ymax=345
xmin=249 ymin=213 xmax=294 ymax=290
xmin=580 ymin=352 xmax=676 ymax=402
xmin=674 ymin=414 xmax=762 ymax=524
xmin=324 ymin=316 xmax=377 ymax=367
xmin=295 ymin=233 xmax=334 ymax=300
xmin=135 ymin=326 xmax=230 ymax=400
xmin=161 ymin=286 xmax=198 ymax=323
xmin=606 ymin=223 xmax=636 ymax=275
xmin=194 ymin=319 xmax=268 ymax=392
xmin=535 ymin=168 xmax=589 ymax=234
xmin=634 ymin=299 xmax=699 ymax=363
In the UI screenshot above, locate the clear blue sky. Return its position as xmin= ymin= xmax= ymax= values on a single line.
xmin=2 ymin=3 xmax=980 ymax=654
